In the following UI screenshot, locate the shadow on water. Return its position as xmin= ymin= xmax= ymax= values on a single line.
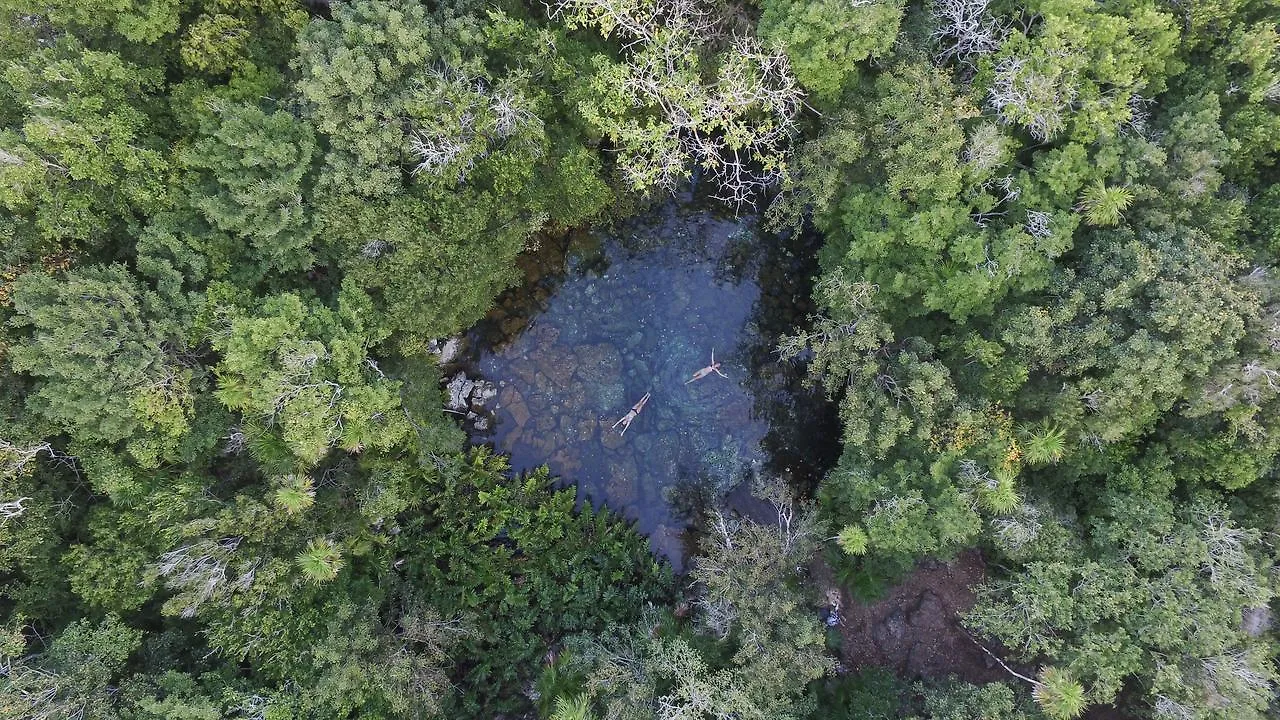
xmin=456 ymin=191 xmax=841 ymax=570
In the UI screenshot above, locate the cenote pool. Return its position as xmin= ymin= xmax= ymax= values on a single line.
xmin=453 ymin=193 xmax=841 ymax=569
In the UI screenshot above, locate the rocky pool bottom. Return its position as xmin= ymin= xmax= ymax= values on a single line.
xmin=441 ymin=195 xmax=841 ymax=569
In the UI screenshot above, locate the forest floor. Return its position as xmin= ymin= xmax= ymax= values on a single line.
xmin=825 ymin=549 xmax=1009 ymax=684
xmin=823 ymin=550 xmax=1130 ymax=719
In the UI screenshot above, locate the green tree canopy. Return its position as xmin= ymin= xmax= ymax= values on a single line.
xmin=210 ymin=281 xmax=410 ymax=466
xmin=7 ymin=264 xmax=196 ymax=465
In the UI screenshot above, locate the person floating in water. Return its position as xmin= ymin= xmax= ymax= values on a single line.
xmin=612 ymin=392 xmax=651 ymax=436
xmin=685 ymin=349 xmax=729 ymax=385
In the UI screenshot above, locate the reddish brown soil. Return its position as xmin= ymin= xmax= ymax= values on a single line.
xmin=825 ymin=549 xmax=1010 ymax=684
xmin=819 ymin=549 xmax=1132 ymax=720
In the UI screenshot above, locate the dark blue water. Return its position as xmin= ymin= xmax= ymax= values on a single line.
xmin=462 ymin=196 xmax=839 ymax=568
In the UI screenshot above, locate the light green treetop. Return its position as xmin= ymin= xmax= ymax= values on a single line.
xmin=211 ymin=281 xmax=410 ymax=466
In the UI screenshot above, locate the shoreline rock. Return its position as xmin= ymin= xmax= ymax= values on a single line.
xmin=446 ymin=372 xmax=475 ymax=411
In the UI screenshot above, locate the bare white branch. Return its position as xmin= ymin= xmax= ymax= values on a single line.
xmin=545 ymin=0 xmax=802 ymax=209
xmin=988 ymin=55 xmax=1078 ymax=141
xmin=1025 ymin=209 xmax=1053 ymax=239
xmin=931 ymin=0 xmax=1006 ymax=66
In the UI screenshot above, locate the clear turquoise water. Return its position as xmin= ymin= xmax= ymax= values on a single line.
xmin=463 ymin=195 xmax=839 ymax=568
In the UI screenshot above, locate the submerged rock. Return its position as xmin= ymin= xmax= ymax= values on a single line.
xmin=549 ymin=447 xmax=581 ymax=475
xmin=591 ymin=382 xmax=626 ymax=412
xmin=528 ymin=323 xmax=560 ymax=346
xmin=574 ymin=343 xmax=622 ymax=386
xmin=499 ymin=316 xmax=524 ymax=337
xmin=599 ymin=422 xmax=626 ymax=450
xmin=499 ymin=386 xmax=532 ymax=429
xmin=543 ymin=349 xmax=577 ymax=387
xmin=507 ymin=359 xmax=536 ymax=387
xmin=606 ymin=457 xmax=640 ymax=505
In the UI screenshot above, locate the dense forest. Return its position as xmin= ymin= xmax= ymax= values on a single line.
xmin=1 ymin=0 xmax=1278 ymax=718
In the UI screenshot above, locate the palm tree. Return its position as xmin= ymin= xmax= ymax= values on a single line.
xmin=296 ymin=538 xmax=344 ymax=584
xmin=1033 ymin=667 xmax=1087 ymax=719
xmin=978 ymin=468 xmax=1021 ymax=513
xmin=836 ymin=525 xmax=869 ymax=556
xmin=972 ymin=640 xmax=1087 ymax=718
xmin=1023 ymin=424 xmax=1066 ymax=466
xmin=550 ymin=693 xmax=595 ymax=720
xmin=1077 ymin=182 xmax=1134 ymax=226
xmin=273 ymin=474 xmax=315 ymax=514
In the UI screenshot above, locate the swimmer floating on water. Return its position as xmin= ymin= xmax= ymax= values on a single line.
xmin=612 ymin=392 xmax=651 ymax=436
xmin=685 ymin=349 xmax=729 ymax=385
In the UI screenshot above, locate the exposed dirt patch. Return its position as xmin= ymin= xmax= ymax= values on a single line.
xmin=825 ymin=549 xmax=1008 ymax=684
xmin=818 ymin=549 xmax=1132 ymax=720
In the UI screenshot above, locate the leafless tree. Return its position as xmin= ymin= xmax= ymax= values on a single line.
xmin=154 ymin=536 xmax=256 ymax=618
xmin=545 ymin=0 xmax=803 ymax=210
xmin=958 ymin=459 xmax=999 ymax=492
xmin=1079 ymin=432 xmax=1104 ymax=451
xmin=1121 ymin=93 xmax=1155 ymax=136
xmin=1153 ymin=693 xmax=1195 ymax=720
xmin=986 ymin=174 xmax=1020 ymax=204
xmin=1197 ymin=509 xmax=1267 ymax=604
xmin=264 ymin=344 xmax=343 ymax=428
xmin=2 ymin=663 xmax=88 ymax=720
xmin=700 ymin=38 xmax=804 ymax=208
xmin=1262 ymin=78 xmax=1280 ymax=103
xmin=753 ymin=475 xmax=819 ymax=557
xmin=867 ymin=494 xmax=925 ymax=526
xmin=988 ymin=55 xmax=1078 ymax=141
xmin=776 ymin=313 xmax=872 ymax=361
xmin=989 ymin=504 xmax=1043 ymax=553
xmin=931 ymin=0 xmax=1006 ymax=67
xmin=1025 ymin=209 xmax=1053 ymax=239
xmin=1242 ymin=360 xmax=1279 ymax=391
xmin=1080 ymin=387 xmax=1104 ymax=413
xmin=1 ymin=496 xmax=32 ymax=523
xmin=231 ymin=694 xmax=269 ymax=720
xmin=408 ymin=69 xmax=539 ymax=182
xmin=876 ymin=372 xmax=904 ymax=405
xmin=0 ymin=441 xmax=67 ymax=526
xmin=491 ymin=87 xmax=537 ymax=139
xmin=963 ymin=122 xmax=1008 ymax=173
xmin=972 ymin=174 xmax=1020 ymax=227
xmin=547 ymin=0 xmax=714 ymax=46
xmin=0 ymin=439 xmax=53 ymax=478
xmin=1201 ymin=649 xmax=1275 ymax=702
xmin=360 ymin=238 xmax=390 ymax=259
xmin=221 ymin=426 xmax=247 ymax=456
xmin=1200 ymin=354 xmax=1280 ymax=418
xmin=409 ymin=131 xmax=471 ymax=177
xmin=976 ymin=580 xmax=1056 ymax=652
